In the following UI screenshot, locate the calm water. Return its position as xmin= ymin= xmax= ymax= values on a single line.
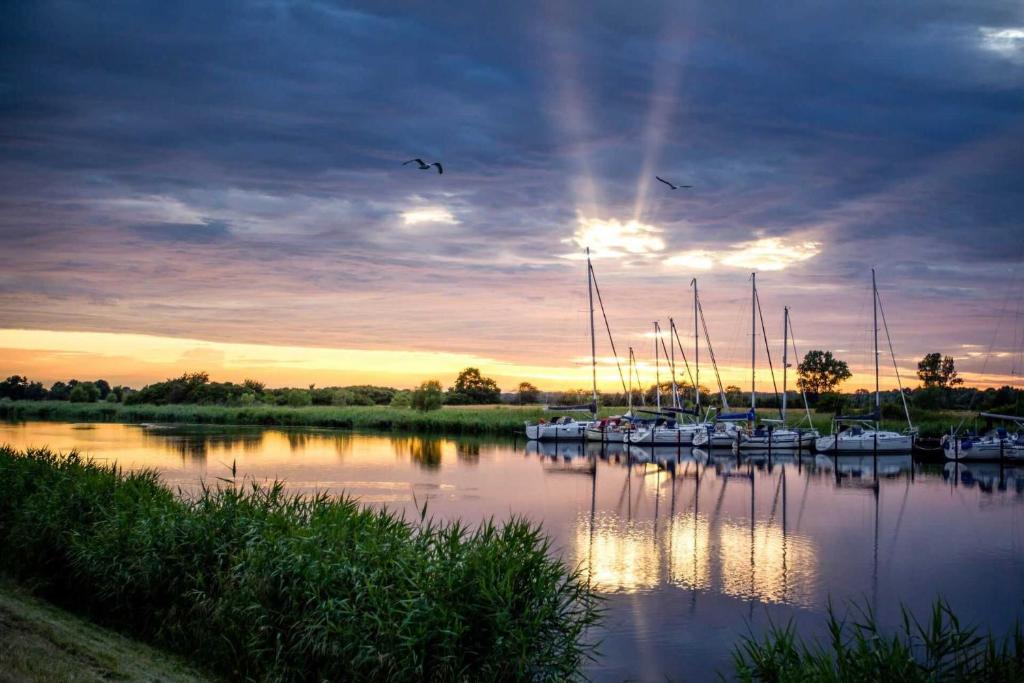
xmin=4 ymin=421 xmax=1024 ymax=681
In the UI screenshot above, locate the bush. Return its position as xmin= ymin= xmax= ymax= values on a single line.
xmin=389 ymin=391 xmax=412 ymax=408
xmin=732 ymin=599 xmax=1024 ymax=681
xmin=412 ymin=381 xmax=444 ymax=412
xmin=68 ymin=384 xmax=97 ymax=403
xmin=0 ymin=447 xmax=601 ymax=681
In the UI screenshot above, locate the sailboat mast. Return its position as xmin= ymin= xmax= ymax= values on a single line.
xmin=782 ymin=306 xmax=789 ymax=422
xmin=627 ymin=346 xmax=634 ymax=414
xmin=587 ymin=248 xmax=597 ymax=414
xmin=751 ymin=272 xmax=757 ymax=410
xmin=693 ymin=278 xmax=700 ymax=412
xmin=654 ymin=321 xmax=661 ymax=411
xmin=872 ymin=268 xmax=880 ymax=423
xmin=669 ymin=318 xmax=680 ymax=408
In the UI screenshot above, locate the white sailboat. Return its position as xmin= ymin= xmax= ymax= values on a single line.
xmin=815 ymin=270 xmax=916 ymax=454
xmin=739 ymin=302 xmax=818 ymax=450
xmin=525 ymin=249 xmax=598 ymax=441
xmin=628 ymin=284 xmax=712 ymax=445
xmin=942 ymin=413 xmax=1024 ymax=460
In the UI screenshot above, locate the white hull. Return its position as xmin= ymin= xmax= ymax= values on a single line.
xmin=738 ymin=428 xmax=818 ymax=450
xmin=525 ymin=421 xmax=590 ymax=441
xmin=584 ymin=427 xmax=629 ymax=443
xmin=814 ymin=431 xmax=913 ymax=453
xmin=692 ymin=423 xmax=743 ymax=448
xmin=943 ymin=438 xmax=1024 ymax=461
xmin=627 ymin=424 xmax=705 ymax=446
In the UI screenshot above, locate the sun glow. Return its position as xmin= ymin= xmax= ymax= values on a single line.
xmin=400 ymin=206 xmax=458 ymax=225
xmin=667 ymin=237 xmax=820 ymax=272
xmin=566 ymin=215 xmax=665 ymax=259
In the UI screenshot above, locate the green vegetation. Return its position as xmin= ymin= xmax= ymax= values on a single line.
xmin=445 ymin=367 xmax=501 ymax=405
xmin=0 ymin=446 xmax=601 ymax=681
xmin=0 ymin=579 xmax=210 ymax=682
xmin=0 ymin=400 xmax=553 ymax=434
xmin=732 ymin=600 xmax=1023 ymax=682
xmin=918 ymin=352 xmax=963 ymax=389
xmin=797 ymin=350 xmax=853 ymax=396
xmin=412 ymin=379 xmax=445 ymax=411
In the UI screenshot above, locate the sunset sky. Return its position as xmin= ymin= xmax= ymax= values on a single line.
xmin=2 ymin=2 xmax=1023 ymax=392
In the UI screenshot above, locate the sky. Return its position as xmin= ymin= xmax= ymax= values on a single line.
xmin=1 ymin=1 xmax=1023 ymax=393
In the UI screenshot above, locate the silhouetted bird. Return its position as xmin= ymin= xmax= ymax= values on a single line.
xmin=656 ymin=176 xmax=691 ymax=190
xmin=403 ymin=158 xmax=443 ymax=174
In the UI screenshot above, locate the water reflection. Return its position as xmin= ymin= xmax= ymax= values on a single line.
xmin=3 ymin=422 xmax=1024 ymax=682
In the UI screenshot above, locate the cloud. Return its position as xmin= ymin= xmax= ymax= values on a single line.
xmin=666 ymin=238 xmax=820 ymax=272
xmin=401 ymin=206 xmax=458 ymax=225
xmin=129 ymin=219 xmax=231 ymax=243
xmin=564 ymin=214 xmax=665 ymax=259
xmin=979 ymin=27 xmax=1024 ymax=56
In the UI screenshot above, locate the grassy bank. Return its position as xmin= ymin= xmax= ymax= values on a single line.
xmin=733 ymin=600 xmax=1024 ymax=681
xmin=0 ymin=400 xmax=966 ymax=437
xmin=0 ymin=400 xmax=551 ymax=435
xmin=0 ymin=446 xmax=601 ymax=681
xmin=0 ymin=579 xmax=211 ymax=682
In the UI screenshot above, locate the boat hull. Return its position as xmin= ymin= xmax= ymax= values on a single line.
xmin=814 ymin=432 xmax=913 ymax=453
xmin=525 ymin=421 xmax=590 ymax=441
xmin=738 ymin=429 xmax=818 ymax=450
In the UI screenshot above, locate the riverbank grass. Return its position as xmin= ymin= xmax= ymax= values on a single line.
xmin=0 ymin=446 xmax=601 ymax=681
xmin=733 ymin=600 xmax=1024 ymax=681
xmin=0 ymin=579 xmax=210 ymax=682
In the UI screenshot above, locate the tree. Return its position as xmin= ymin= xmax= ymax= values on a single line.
xmin=449 ymin=367 xmax=500 ymax=404
xmin=517 ymin=382 xmax=540 ymax=404
xmin=797 ymin=350 xmax=852 ymax=396
xmin=48 ymin=381 xmax=71 ymax=401
xmin=917 ymin=353 xmax=962 ymax=389
xmin=0 ymin=375 xmax=28 ymax=400
xmin=69 ymin=383 xmax=99 ymax=402
xmin=389 ymin=390 xmax=413 ymax=408
xmin=412 ymin=380 xmax=443 ymax=411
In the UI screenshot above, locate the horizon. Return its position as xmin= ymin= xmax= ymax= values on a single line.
xmin=2 ymin=3 xmax=1022 ymax=394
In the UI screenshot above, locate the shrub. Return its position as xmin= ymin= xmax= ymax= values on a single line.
xmin=412 ymin=381 xmax=444 ymax=412
xmin=389 ymin=391 xmax=412 ymax=408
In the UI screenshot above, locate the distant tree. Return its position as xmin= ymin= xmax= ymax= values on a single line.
xmin=68 ymin=383 xmax=99 ymax=402
xmin=243 ymin=379 xmax=266 ymax=394
xmin=0 ymin=376 xmax=28 ymax=400
xmin=389 ymin=390 xmax=413 ymax=408
xmin=797 ymin=350 xmax=852 ymax=396
xmin=917 ymin=353 xmax=962 ymax=389
xmin=517 ymin=382 xmax=540 ymax=404
xmin=92 ymin=379 xmax=111 ymax=400
xmin=449 ymin=368 xmax=500 ymax=404
xmin=724 ymin=385 xmax=744 ymax=406
xmin=412 ymin=380 xmax=443 ymax=411
xmin=48 ymin=381 xmax=71 ymax=401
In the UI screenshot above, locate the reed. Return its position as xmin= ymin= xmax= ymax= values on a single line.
xmin=731 ymin=600 xmax=1024 ymax=682
xmin=0 ymin=446 xmax=601 ymax=681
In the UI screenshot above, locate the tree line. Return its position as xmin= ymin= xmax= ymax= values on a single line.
xmin=1 ymin=349 xmax=1019 ymax=415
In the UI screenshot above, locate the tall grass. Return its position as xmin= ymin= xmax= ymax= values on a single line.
xmin=0 ymin=446 xmax=601 ymax=681
xmin=732 ymin=600 xmax=1024 ymax=682
xmin=0 ymin=400 xmax=964 ymax=438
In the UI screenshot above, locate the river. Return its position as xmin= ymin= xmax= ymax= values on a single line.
xmin=3 ymin=421 xmax=1023 ymax=681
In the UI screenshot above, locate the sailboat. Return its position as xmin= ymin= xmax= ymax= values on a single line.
xmin=738 ymin=303 xmax=819 ymax=450
xmin=525 ymin=248 xmax=599 ymax=441
xmin=814 ymin=270 xmax=916 ymax=453
xmin=627 ymin=284 xmax=713 ymax=445
xmin=585 ymin=346 xmax=642 ymax=443
xmin=942 ymin=413 xmax=1024 ymax=460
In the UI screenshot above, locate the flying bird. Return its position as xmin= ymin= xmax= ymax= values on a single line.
xmin=403 ymin=158 xmax=443 ymax=174
xmin=656 ymin=176 xmax=692 ymax=190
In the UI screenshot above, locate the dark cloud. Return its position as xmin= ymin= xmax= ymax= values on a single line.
xmin=129 ymin=219 xmax=231 ymax=243
xmin=0 ymin=0 xmax=1022 ymax=377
